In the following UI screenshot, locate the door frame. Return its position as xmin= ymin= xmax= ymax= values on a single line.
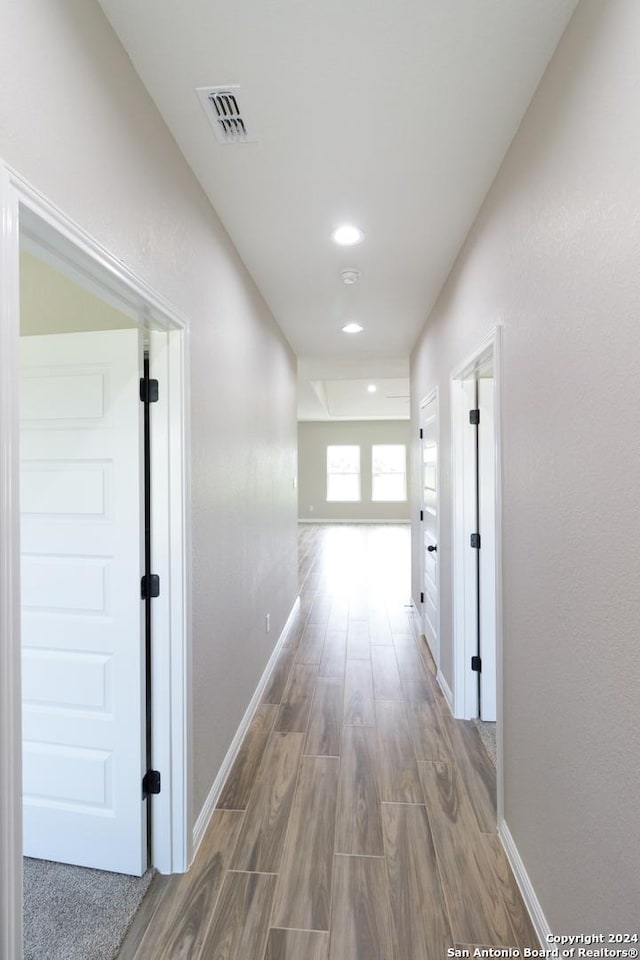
xmin=0 ymin=160 xmax=192 ymax=958
xmin=419 ymin=387 xmax=440 ymax=667
xmin=450 ymin=325 xmax=504 ymax=822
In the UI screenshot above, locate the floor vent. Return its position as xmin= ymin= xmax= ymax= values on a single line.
xmin=196 ymin=85 xmax=258 ymax=144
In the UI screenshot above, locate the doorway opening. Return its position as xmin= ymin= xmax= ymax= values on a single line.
xmin=450 ymin=329 xmax=502 ymax=766
xmin=0 ymin=163 xmax=191 ymax=960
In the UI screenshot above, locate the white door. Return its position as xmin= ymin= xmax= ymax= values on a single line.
xmin=420 ymin=392 xmax=439 ymax=664
xmin=20 ymin=329 xmax=147 ymax=875
xmin=478 ymin=377 xmax=497 ymax=721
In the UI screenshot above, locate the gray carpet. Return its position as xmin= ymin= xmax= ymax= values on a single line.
xmin=474 ymin=718 xmax=497 ymax=768
xmin=24 ymin=858 xmax=153 ymax=960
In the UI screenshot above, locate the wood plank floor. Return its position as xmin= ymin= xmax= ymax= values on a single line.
xmin=119 ymin=524 xmax=537 ymax=960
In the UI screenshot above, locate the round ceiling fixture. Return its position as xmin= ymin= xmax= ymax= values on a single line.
xmin=341 ymin=269 xmax=361 ymax=285
xmin=342 ymin=322 xmax=363 ymax=334
xmin=332 ymin=225 xmax=364 ymax=246
xmin=367 ymin=384 xmax=377 ymax=393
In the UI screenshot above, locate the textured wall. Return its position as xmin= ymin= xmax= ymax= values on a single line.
xmin=410 ymin=0 xmax=640 ymax=931
xmin=0 ymin=0 xmax=298 ymax=824
xmin=298 ymin=420 xmax=411 ymax=522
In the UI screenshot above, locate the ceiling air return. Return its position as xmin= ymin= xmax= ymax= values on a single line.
xmin=196 ymin=85 xmax=258 ymax=144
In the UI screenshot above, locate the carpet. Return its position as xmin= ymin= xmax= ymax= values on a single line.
xmin=474 ymin=718 xmax=497 ymax=768
xmin=23 ymin=858 xmax=153 ymax=960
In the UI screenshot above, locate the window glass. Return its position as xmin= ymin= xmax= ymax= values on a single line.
xmin=327 ymin=445 xmax=360 ymax=502
xmin=372 ymin=444 xmax=407 ymax=502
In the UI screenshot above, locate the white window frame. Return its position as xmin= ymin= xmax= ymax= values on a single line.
xmin=371 ymin=443 xmax=407 ymax=502
xmin=326 ymin=444 xmax=361 ymax=502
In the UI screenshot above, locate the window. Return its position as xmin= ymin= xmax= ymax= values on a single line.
xmin=327 ymin=445 xmax=360 ymax=501
xmin=372 ymin=444 xmax=407 ymax=501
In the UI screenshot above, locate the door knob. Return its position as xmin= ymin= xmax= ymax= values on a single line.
xmin=427 ymin=544 xmax=437 ymax=552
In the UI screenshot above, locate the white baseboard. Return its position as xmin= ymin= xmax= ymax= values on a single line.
xmin=436 ymin=668 xmax=454 ymax=713
xmin=407 ymin=603 xmax=452 ymax=720
xmin=191 ymin=596 xmax=301 ymax=856
xmin=298 ymin=518 xmax=410 ymax=524
xmin=499 ymin=820 xmax=549 ymax=947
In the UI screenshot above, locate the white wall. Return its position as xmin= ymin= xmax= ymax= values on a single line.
xmin=298 ymin=420 xmax=411 ymax=522
xmin=0 ymin=0 xmax=298 ymax=825
xmin=411 ymin=0 xmax=640 ymax=931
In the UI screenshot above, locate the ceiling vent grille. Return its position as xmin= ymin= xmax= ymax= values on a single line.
xmin=196 ymin=85 xmax=258 ymax=144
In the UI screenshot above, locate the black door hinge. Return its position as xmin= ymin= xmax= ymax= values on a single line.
xmin=142 ymin=769 xmax=161 ymax=798
xmin=471 ymin=655 xmax=482 ymax=673
xmin=420 ymin=509 xmax=424 ymax=522
xmin=469 ymin=408 xmax=480 ymax=425
xmin=140 ymin=378 xmax=159 ymax=403
xmin=470 ymin=533 xmax=481 ymax=549
xmin=141 ymin=574 xmax=160 ymax=599
xmin=420 ymin=591 xmax=425 ymax=604
xmin=419 ymin=427 xmax=423 ymax=439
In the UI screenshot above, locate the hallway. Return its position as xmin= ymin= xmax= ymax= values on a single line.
xmin=120 ymin=524 xmax=538 ymax=959
xmin=2 ymin=6 xmax=639 ymax=951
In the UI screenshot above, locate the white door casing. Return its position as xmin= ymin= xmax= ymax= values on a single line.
xmin=20 ymin=329 xmax=147 ymax=876
xmin=0 ymin=160 xmax=23 ymax=960
xmin=2 ymin=163 xmax=191 ymax=959
xmin=420 ymin=391 xmax=439 ymax=665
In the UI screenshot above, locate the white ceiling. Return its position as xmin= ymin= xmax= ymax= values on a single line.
xmin=325 ymin=378 xmax=409 ymax=418
xmin=97 ymin=0 xmax=577 ymax=418
xmin=297 ymin=355 xmax=410 ymax=420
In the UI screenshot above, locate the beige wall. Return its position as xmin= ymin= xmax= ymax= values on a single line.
xmin=20 ymin=251 xmax=137 ymax=335
xmin=411 ymin=0 xmax=640 ymax=931
xmin=0 ymin=0 xmax=298 ymax=824
xmin=298 ymin=420 xmax=411 ymax=522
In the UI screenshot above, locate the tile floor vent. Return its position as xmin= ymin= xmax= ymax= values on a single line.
xmin=196 ymin=85 xmax=258 ymax=144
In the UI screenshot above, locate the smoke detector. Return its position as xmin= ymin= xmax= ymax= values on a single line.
xmin=341 ymin=269 xmax=361 ymax=285
xmin=196 ymin=85 xmax=258 ymax=144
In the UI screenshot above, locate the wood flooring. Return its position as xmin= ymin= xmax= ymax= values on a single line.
xmin=119 ymin=524 xmax=538 ymax=960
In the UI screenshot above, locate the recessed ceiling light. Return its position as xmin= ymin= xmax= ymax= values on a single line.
xmin=332 ymin=225 xmax=364 ymax=246
xmin=341 ymin=268 xmax=361 ymax=285
xmin=367 ymin=384 xmax=377 ymax=393
xmin=342 ymin=322 xmax=363 ymax=334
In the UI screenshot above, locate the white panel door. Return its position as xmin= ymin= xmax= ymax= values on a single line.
xmin=420 ymin=393 xmax=439 ymax=664
xmin=20 ymin=329 xmax=147 ymax=875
